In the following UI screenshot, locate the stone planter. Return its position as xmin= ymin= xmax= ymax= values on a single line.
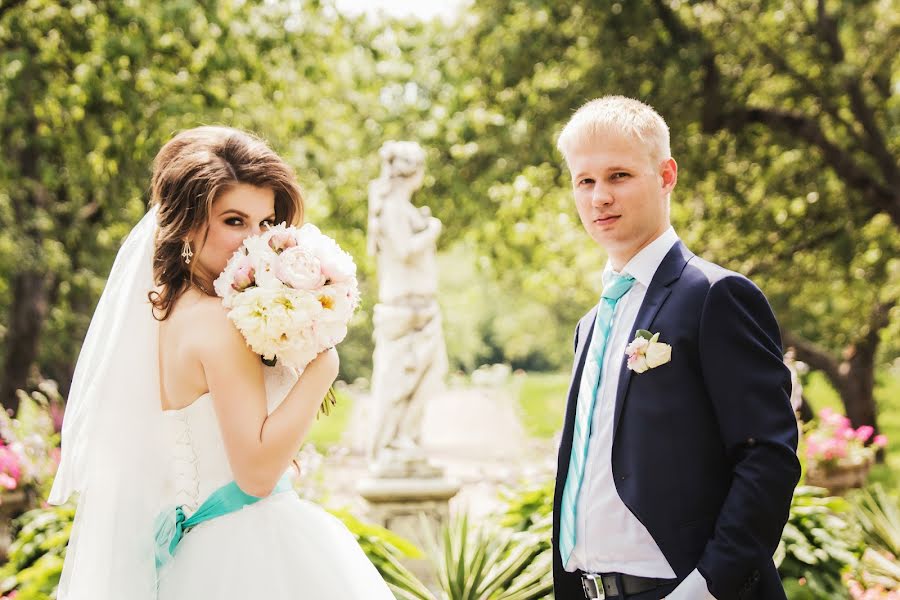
xmin=806 ymin=457 xmax=873 ymax=495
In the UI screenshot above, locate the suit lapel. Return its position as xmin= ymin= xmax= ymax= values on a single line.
xmin=612 ymin=241 xmax=694 ymax=441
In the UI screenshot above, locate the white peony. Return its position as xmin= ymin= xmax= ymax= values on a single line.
xmin=276 ymin=246 xmax=325 ymax=290
xmin=299 ymin=224 xmax=357 ymax=283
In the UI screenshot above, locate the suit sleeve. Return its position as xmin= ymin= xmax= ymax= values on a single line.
xmin=695 ymin=275 xmax=800 ymax=600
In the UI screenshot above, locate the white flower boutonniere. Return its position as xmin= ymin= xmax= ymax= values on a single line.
xmin=625 ymin=329 xmax=672 ymax=373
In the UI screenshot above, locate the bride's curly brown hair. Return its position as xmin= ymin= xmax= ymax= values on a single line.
xmin=148 ymin=126 xmax=304 ymax=320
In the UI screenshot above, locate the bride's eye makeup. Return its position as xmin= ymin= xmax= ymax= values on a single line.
xmin=223 ymin=216 xmax=276 ymax=227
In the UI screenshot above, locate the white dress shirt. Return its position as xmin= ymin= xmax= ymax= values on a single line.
xmin=564 ymin=227 xmax=716 ymax=599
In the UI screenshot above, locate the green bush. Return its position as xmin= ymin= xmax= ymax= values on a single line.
xmin=0 ymin=503 xmax=74 ymax=600
xmin=775 ymin=486 xmax=863 ymax=598
xmin=844 ymin=484 xmax=900 ymax=593
xmin=330 ymin=509 xmax=434 ymax=600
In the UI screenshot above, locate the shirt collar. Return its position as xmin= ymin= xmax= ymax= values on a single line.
xmin=602 ymin=226 xmax=679 ymax=288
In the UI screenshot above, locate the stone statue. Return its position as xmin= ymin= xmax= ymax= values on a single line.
xmin=366 ymin=141 xmax=448 ymax=478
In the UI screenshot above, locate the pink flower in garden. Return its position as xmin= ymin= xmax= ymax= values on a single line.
xmin=873 ymin=434 xmax=888 ymax=448
xmin=0 ymin=444 xmax=21 ymax=481
xmin=805 ymin=438 xmax=820 ymax=460
xmin=0 ymin=473 xmax=15 ymax=490
xmin=856 ymin=425 xmax=874 ymax=443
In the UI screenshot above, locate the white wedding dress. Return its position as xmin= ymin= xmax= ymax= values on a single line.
xmin=156 ymin=363 xmax=395 ymax=599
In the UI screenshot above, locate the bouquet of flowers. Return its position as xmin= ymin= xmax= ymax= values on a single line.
xmin=214 ymin=223 xmax=359 ymax=410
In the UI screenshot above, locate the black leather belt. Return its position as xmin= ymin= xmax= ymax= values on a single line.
xmin=580 ymin=571 xmax=676 ymax=599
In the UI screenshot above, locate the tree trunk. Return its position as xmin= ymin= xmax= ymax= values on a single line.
xmin=0 ymin=270 xmax=54 ymax=415
xmin=784 ymin=298 xmax=895 ymax=462
xmin=835 ymin=345 xmax=878 ymax=430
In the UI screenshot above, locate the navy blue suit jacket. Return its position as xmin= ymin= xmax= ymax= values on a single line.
xmin=552 ymin=241 xmax=800 ymax=600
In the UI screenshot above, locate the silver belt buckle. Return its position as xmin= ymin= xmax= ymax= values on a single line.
xmin=582 ymin=573 xmax=606 ymax=600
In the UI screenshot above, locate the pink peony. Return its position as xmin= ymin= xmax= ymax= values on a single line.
xmin=268 ymin=230 xmax=298 ymax=253
xmin=873 ymin=434 xmax=888 ymax=448
xmin=231 ymin=257 xmax=256 ymax=292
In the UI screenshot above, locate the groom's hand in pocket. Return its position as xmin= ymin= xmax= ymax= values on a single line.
xmin=662 ymin=569 xmax=717 ymax=600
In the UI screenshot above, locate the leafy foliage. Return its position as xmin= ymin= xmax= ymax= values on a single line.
xmin=776 ymin=486 xmax=863 ymax=598
xmin=0 ymin=503 xmax=75 ymax=600
xmin=329 ymin=508 xmax=434 ymax=600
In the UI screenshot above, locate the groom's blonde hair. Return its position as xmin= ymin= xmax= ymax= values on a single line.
xmin=556 ymin=96 xmax=671 ymax=165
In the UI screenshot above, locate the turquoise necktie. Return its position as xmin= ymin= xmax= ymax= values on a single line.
xmin=559 ymin=273 xmax=635 ymax=565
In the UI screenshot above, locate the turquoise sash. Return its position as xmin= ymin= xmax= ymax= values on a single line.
xmin=154 ymin=476 xmax=293 ymax=570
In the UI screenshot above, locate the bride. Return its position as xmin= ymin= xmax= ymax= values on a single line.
xmin=48 ymin=126 xmax=396 ymax=599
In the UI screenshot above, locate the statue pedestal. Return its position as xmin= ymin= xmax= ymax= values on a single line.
xmin=358 ymin=465 xmax=460 ymax=591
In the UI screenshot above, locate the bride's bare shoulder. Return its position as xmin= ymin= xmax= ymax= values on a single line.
xmin=177 ymin=296 xmax=251 ymax=359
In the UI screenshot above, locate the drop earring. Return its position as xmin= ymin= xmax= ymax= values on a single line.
xmin=181 ymin=240 xmax=193 ymax=264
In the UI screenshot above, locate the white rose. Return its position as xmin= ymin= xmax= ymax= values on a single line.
xmin=625 ymin=336 xmax=650 ymax=357
xmin=644 ymin=342 xmax=672 ymax=369
xmin=276 ymin=246 xmax=326 ymax=290
xmin=628 ymin=354 xmax=650 ymax=373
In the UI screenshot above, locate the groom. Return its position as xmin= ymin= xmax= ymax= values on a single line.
xmin=551 ymin=96 xmax=800 ymax=600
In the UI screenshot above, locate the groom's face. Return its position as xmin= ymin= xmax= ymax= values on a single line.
xmin=566 ymin=131 xmax=677 ymax=268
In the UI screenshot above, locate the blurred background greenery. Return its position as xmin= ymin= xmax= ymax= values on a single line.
xmin=0 ymin=1 xmax=898 ymax=597
xmin=1 ymin=0 xmax=896 ymax=436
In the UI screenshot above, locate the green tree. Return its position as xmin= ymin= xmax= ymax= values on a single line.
xmin=0 ymin=0 xmax=393 ymax=409
xmin=418 ymin=0 xmax=899 ymax=432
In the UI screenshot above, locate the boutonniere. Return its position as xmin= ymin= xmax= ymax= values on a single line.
xmin=625 ymin=330 xmax=672 ymax=373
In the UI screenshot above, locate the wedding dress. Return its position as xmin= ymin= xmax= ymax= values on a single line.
xmin=156 ymin=362 xmax=395 ymax=599
xmin=49 ymin=206 xmax=395 ymax=599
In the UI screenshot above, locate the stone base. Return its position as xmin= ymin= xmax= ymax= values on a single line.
xmin=368 ymin=445 xmax=444 ymax=480
xmin=358 ymin=475 xmax=460 ymax=592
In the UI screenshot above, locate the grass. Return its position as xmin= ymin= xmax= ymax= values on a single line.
xmin=305 ymin=388 xmax=354 ymax=451
xmin=511 ymin=372 xmax=570 ymax=439
xmin=513 ymin=368 xmax=900 ymax=493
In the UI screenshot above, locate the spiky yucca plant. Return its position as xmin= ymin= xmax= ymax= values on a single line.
xmin=426 ymin=513 xmax=553 ymax=600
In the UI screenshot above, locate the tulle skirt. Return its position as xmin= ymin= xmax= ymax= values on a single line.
xmin=157 ymin=492 xmax=396 ymax=599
